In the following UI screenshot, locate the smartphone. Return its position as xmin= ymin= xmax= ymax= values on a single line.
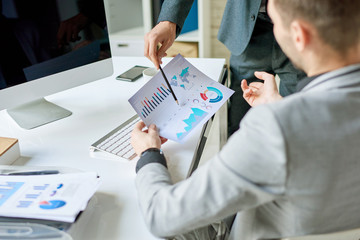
xmin=116 ymin=65 xmax=149 ymax=82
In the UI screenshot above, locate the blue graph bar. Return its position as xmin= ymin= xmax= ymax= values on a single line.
xmin=147 ymin=100 xmax=155 ymax=109
xmin=158 ymin=88 xmax=167 ymax=98
xmin=145 ymin=101 xmax=153 ymax=111
xmin=157 ymin=93 xmax=164 ymax=100
xmin=33 ymin=184 xmax=49 ymax=191
xmin=152 ymin=96 xmax=159 ymax=105
xmin=17 ymin=201 xmax=33 ymax=208
xmin=161 ymin=87 xmax=169 ymax=95
xmin=144 ymin=106 xmax=151 ymax=114
xmin=26 ymin=194 xmax=40 ymax=199
xmin=154 ymin=93 xmax=162 ymax=102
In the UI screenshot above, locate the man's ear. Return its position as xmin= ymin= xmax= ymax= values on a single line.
xmin=290 ymin=20 xmax=312 ymax=52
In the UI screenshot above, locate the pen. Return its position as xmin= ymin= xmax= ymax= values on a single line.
xmin=5 ymin=170 xmax=60 ymax=176
xmin=159 ymin=65 xmax=179 ymax=105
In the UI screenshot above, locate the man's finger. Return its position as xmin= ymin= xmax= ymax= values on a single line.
xmin=144 ymin=34 xmax=150 ymax=58
xmin=157 ymin=44 xmax=167 ymax=59
xmin=157 ymin=44 xmax=167 ymax=67
xmin=133 ymin=121 xmax=146 ymax=132
xmin=148 ymin=39 xmax=160 ymax=69
xmin=254 ymin=71 xmax=275 ymax=82
xmin=243 ymin=88 xmax=253 ymax=98
xmin=148 ymin=124 xmax=158 ymax=137
xmin=248 ymin=82 xmax=263 ymax=90
xmin=241 ymin=79 xmax=249 ymax=92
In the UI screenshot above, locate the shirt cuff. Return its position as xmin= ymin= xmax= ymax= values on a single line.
xmin=136 ymin=149 xmax=167 ymax=173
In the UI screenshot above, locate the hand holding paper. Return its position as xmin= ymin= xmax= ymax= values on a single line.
xmin=129 ymin=54 xmax=234 ymax=143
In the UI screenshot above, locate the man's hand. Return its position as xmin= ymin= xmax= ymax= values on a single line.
xmin=131 ymin=121 xmax=168 ymax=156
xmin=144 ymin=21 xmax=177 ymax=69
xmin=241 ymin=71 xmax=283 ymax=107
xmin=57 ymin=13 xmax=90 ymax=48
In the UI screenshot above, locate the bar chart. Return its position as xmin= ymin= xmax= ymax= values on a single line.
xmin=140 ymin=83 xmax=172 ymax=118
xmin=128 ymin=54 xmax=234 ymax=143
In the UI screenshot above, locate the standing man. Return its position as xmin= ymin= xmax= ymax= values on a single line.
xmin=144 ymin=0 xmax=305 ymax=135
xmin=133 ymin=0 xmax=360 ymax=239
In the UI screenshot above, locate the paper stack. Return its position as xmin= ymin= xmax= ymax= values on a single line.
xmin=0 ymin=172 xmax=101 ymax=223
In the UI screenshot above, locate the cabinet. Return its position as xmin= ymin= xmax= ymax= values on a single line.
xmin=105 ymin=0 xmax=211 ymax=58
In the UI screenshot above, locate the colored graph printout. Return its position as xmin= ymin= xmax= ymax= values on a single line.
xmin=128 ymin=54 xmax=234 ymax=143
xmin=0 ymin=172 xmax=100 ymax=222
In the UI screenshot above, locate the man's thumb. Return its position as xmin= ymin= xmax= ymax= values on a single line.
xmin=148 ymin=124 xmax=158 ymax=135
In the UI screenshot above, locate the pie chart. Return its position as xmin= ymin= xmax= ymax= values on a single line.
xmin=39 ymin=200 xmax=66 ymax=209
xmin=200 ymin=87 xmax=223 ymax=103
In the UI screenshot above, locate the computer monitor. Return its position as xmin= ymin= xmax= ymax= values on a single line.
xmin=0 ymin=0 xmax=113 ymax=129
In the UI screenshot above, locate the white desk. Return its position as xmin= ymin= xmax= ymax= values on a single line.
xmin=0 ymin=56 xmax=225 ymax=240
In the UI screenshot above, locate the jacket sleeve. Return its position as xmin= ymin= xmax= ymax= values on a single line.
xmin=135 ymin=105 xmax=288 ymax=238
xmin=157 ymin=0 xmax=195 ymax=37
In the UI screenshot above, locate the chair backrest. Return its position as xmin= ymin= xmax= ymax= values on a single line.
xmin=281 ymin=227 xmax=360 ymax=240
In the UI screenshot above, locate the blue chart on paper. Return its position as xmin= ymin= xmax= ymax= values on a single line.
xmin=0 ymin=182 xmax=24 ymax=207
xmin=177 ymin=108 xmax=208 ymax=140
xmin=200 ymin=87 xmax=223 ymax=103
xmin=128 ymin=54 xmax=235 ymax=143
xmin=39 ymin=200 xmax=66 ymax=209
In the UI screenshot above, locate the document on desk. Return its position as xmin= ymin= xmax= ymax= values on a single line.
xmin=0 ymin=172 xmax=100 ymax=222
xmin=129 ymin=54 xmax=234 ymax=143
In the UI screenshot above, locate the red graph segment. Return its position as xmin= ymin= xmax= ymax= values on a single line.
xmin=200 ymin=93 xmax=208 ymax=101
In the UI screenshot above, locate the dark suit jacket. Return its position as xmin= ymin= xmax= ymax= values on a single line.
xmin=158 ymin=0 xmax=263 ymax=55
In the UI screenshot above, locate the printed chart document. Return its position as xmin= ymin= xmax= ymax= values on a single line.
xmin=129 ymin=54 xmax=234 ymax=143
xmin=0 ymin=172 xmax=100 ymax=222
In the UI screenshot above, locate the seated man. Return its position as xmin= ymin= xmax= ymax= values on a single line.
xmin=131 ymin=0 xmax=360 ymax=239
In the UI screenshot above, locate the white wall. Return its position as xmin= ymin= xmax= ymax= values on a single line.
xmin=105 ymin=0 xmax=143 ymax=33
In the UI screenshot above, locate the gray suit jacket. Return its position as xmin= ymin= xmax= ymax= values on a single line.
xmin=136 ymin=64 xmax=360 ymax=239
xmin=158 ymin=0 xmax=262 ymax=55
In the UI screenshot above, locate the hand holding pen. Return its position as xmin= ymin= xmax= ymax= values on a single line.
xmin=159 ymin=65 xmax=179 ymax=105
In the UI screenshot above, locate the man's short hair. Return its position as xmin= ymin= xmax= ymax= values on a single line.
xmin=273 ymin=0 xmax=360 ymax=55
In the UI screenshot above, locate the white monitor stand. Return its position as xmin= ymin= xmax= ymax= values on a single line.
xmin=0 ymin=57 xmax=113 ymax=130
xmin=7 ymin=98 xmax=72 ymax=130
